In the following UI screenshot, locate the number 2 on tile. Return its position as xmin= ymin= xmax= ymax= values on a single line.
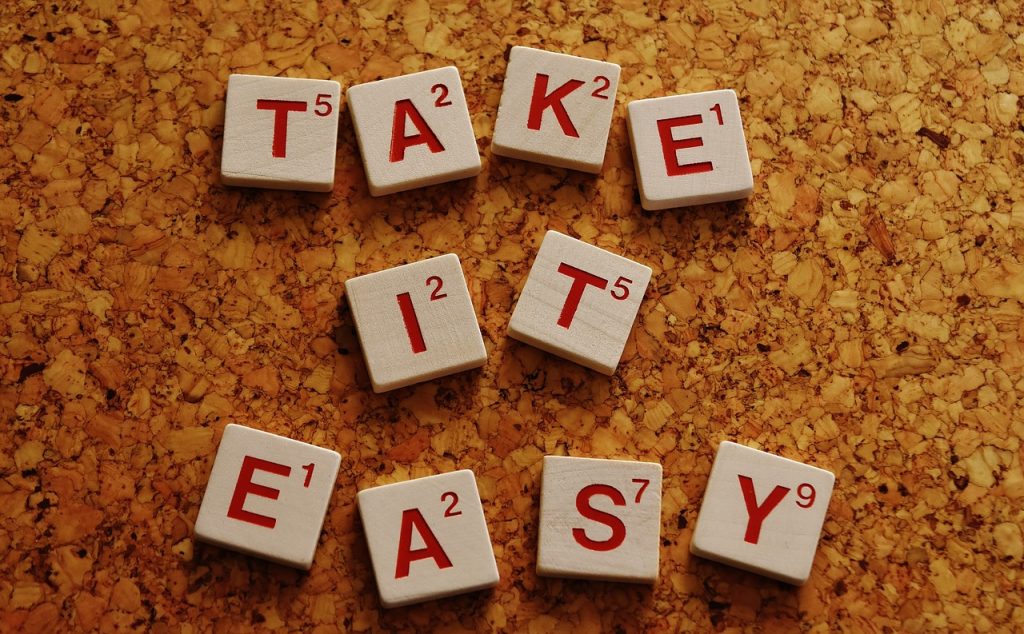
xmin=432 ymin=84 xmax=452 ymax=107
xmin=427 ymin=276 xmax=447 ymax=300
xmin=442 ymin=491 xmax=462 ymax=517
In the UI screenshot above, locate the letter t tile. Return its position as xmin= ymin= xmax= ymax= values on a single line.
xmin=508 ymin=230 xmax=651 ymax=375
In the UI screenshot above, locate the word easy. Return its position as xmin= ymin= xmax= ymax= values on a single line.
xmin=194 ymin=426 xmax=834 ymax=607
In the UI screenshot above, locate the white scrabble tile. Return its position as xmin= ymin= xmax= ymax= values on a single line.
xmin=347 ymin=67 xmax=480 ymax=196
xmin=627 ymin=89 xmax=754 ymax=210
xmin=492 ymin=46 xmax=620 ymax=173
xmin=221 ymin=74 xmax=341 ymax=192
xmin=358 ymin=470 xmax=499 ymax=608
xmin=507 ymin=230 xmax=651 ymax=375
xmin=345 ymin=253 xmax=486 ymax=392
xmin=537 ymin=456 xmax=662 ymax=583
xmin=690 ymin=441 xmax=835 ymax=585
xmin=194 ymin=424 xmax=341 ymax=570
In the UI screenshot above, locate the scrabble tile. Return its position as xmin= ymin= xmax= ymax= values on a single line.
xmin=492 ymin=46 xmax=620 ymax=173
xmin=627 ymin=89 xmax=754 ymax=210
xmin=193 ymin=424 xmax=341 ymax=570
xmin=221 ymin=74 xmax=341 ymax=192
xmin=347 ymin=66 xmax=480 ymax=196
xmin=537 ymin=456 xmax=662 ymax=583
xmin=358 ymin=470 xmax=499 ymax=608
xmin=345 ymin=253 xmax=486 ymax=392
xmin=507 ymin=230 xmax=651 ymax=375
xmin=690 ymin=441 xmax=835 ymax=585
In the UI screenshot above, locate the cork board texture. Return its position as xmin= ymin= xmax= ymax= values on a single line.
xmin=1 ymin=1 xmax=1022 ymax=632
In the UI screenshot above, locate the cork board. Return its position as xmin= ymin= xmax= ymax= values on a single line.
xmin=2 ymin=1 xmax=1023 ymax=632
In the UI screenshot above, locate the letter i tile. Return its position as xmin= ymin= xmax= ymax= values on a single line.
xmin=508 ymin=230 xmax=651 ymax=375
xmin=690 ymin=441 xmax=835 ymax=585
xmin=220 ymin=74 xmax=342 ymax=192
xmin=345 ymin=253 xmax=487 ymax=392
xmin=357 ymin=470 xmax=499 ymax=608
xmin=538 ymin=456 xmax=663 ymax=583
xmin=193 ymin=424 xmax=341 ymax=570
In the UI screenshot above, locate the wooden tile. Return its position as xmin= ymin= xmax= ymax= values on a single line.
xmin=627 ymin=89 xmax=754 ymax=210
xmin=220 ymin=74 xmax=341 ymax=192
xmin=347 ymin=66 xmax=481 ymax=196
xmin=357 ymin=470 xmax=499 ymax=608
xmin=193 ymin=424 xmax=341 ymax=570
xmin=537 ymin=456 xmax=662 ymax=583
xmin=492 ymin=46 xmax=620 ymax=173
xmin=345 ymin=253 xmax=486 ymax=392
xmin=507 ymin=230 xmax=651 ymax=374
xmin=690 ymin=441 xmax=835 ymax=585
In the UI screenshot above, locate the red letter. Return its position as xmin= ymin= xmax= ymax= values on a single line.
xmin=390 ymin=99 xmax=445 ymax=162
xmin=572 ymin=484 xmax=627 ymax=551
xmin=556 ymin=262 xmax=608 ymax=329
xmin=394 ymin=508 xmax=453 ymax=578
xmin=656 ymin=115 xmax=713 ymax=176
xmin=527 ymin=74 xmax=585 ymax=137
xmin=256 ymin=99 xmax=308 ymax=158
xmin=226 ymin=456 xmax=292 ymax=529
xmin=738 ymin=475 xmax=790 ymax=544
xmin=397 ymin=292 xmax=427 ymax=354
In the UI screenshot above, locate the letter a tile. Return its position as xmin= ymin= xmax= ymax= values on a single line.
xmin=194 ymin=424 xmax=341 ymax=570
xmin=508 ymin=230 xmax=651 ymax=375
xmin=690 ymin=441 xmax=835 ymax=585
xmin=358 ymin=470 xmax=499 ymax=608
xmin=627 ymin=89 xmax=754 ymax=210
xmin=221 ymin=74 xmax=342 ymax=192
xmin=538 ymin=456 xmax=663 ymax=583
xmin=347 ymin=67 xmax=481 ymax=196
xmin=345 ymin=253 xmax=487 ymax=392
xmin=492 ymin=46 xmax=620 ymax=173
